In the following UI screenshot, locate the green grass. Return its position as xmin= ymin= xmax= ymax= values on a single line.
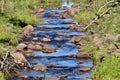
xmin=93 ymin=55 xmax=120 ymax=80
xmin=74 ymin=0 xmax=120 ymax=80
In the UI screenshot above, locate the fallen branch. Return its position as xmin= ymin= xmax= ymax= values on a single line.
xmin=83 ymin=0 xmax=119 ymax=31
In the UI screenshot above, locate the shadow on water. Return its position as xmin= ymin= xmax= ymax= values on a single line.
xmin=14 ymin=0 xmax=93 ymax=80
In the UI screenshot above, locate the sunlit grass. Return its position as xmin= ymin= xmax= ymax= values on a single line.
xmin=93 ymin=55 xmax=120 ymax=80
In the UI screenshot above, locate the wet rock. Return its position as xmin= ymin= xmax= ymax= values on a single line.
xmin=28 ymin=44 xmax=36 ymax=49
xmin=77 ymin=60 xmax=84 ymax=64
xmin=23 ymin=49 xmax=33 ymax=54
xmin=45 ymin=77 xmax=60 ymax=80
xmin=59 ymin=74 xmax=68 ymax=78
xmin=11 ymin=52 xmax=27 ymax=64
xmin=22 ymin=25 xmax=34 ymax=37
xmin=16 ymin=43 xmax=27 ymax=51
xmin=33 ymin=63 xmax=47 ymax=71
xmin=80 ymin=78 xmax=92 ymax=80
xmin=79 ymin=67 xmax=91 ymax=72
xmin=42 ymin=44 xmax=57 ymax=53
xmin=59 ymin=13 xmax=67 ymax=19
xmin=49 ymin=62 xmax=56 ymax=67
xmin=76 ymin=52 xmax=91 ymax=59
xmin=18 ymin=75 xmax=28 ymax=79
xmin=69 ymin=36 xmax=83 ymax=43
xmin=69 ymin=24 xmax=76 ymax=30
xmin=56 ymin=32 xmax=71 ymax=37
xmin=32 ymin=37 xmax=38 ymax=42
xmin=35 ymin=45 xmax=42 ymax=50
xmin=41 ymin=38 xmax=51 ymax=42
xmin=28 ymin=44 xmax=42 ymax=50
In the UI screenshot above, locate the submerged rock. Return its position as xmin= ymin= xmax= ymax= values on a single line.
xmin=33 ymin=63 xmax=47 ymax=71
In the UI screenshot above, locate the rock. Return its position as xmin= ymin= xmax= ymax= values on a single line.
xmin=69 ymin=36 xmax=83 ymax=43
xmin=80 ymin=78 xmax=92 ymax=80
xmin=75 ymin=27 xmax=84 ymax=32
xmin=28 ymin=44 xmax=42 ymax=50
xmin=37 ymin=8 xmax=44 ymax=13
xmin=28 ymin=44 xmax=36 ymax=49
xmin=32 ymin=37 xmax=38 ymax=42
xmin=59 ymin=13 xmax=67 ymax=19
xmin=23 ymin=49 xmax=33 ymax=54
xmin=33 ymin=63 xmax=47 ymax=71
xmin=42 ymin=44 xmax=57 ymax=53
xmin=18 ymin=75 xmax=28 ymax=79
xmin=68 ymin=8 xmax=80 ymax=16
xmin=59 ymin=74 xmax=68 ymax=78
xmin=56 ymin=32 xmax=71 ymax=37
xmin=79 ymin=67 xmax=91 ymax=72
xmin=76 ymin=52 xmax=91 ymax=59
xmin=104 ymin=34 xmax=120 ymax=42
xmin=92 ymin=36 xmax=103 ymax=49
xmin=69 ymin=24 xmax=76 ymax=30
xmin=35 ymin=45 xmax=42 ymax=50
xmin=22 ymin=25 xmax=34 ymax=37
xmin=16 ymin=43 xmax=27 ymax=51
xmin=41 ymin=38 xmax=51 ymax=42
xmin=45 ymin=77 xmax=60 ymax=80
xmin=77 ymin=60 xmax=84 ymax=64
xmin=11 ymin=52 xmax=27 ymax=64
xmin=49 ymin=62 xmax=56 ymax=67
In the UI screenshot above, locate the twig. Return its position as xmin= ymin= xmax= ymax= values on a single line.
xmin=83 ymin=0 xmax=118 ymax=31
xmin=97 ymin=0 xmax=115 ymax=14
xmin=84 ymin=7 xmax=112 ymax=31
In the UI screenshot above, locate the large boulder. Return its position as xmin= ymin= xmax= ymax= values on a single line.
xmin=22 ymin=25 xmax=34 ymax=37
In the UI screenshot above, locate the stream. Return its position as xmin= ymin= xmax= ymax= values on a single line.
xmin=13 ymin=1 xmax=93 ymax=80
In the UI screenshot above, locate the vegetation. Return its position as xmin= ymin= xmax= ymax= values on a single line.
xmin=74 ymin=0 xmax=120 ymax=80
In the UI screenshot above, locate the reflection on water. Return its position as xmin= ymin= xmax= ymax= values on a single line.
xmin=62 ymin=0 xmax=74 ymax=7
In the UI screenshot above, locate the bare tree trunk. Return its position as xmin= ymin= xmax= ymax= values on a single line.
xmin=1 ymin=0 xmax=5 ymax=14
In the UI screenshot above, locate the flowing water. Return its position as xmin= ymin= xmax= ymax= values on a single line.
xmin=13 ymin=1 xmax=93 ymax=80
